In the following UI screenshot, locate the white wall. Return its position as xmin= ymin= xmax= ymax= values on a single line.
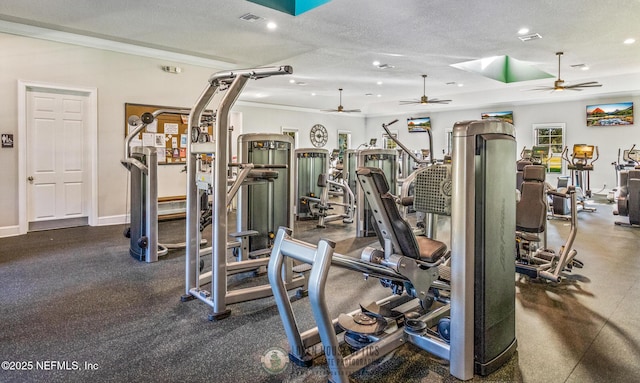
xmin=234 ymin=104 xmax=366 ymax=151
xmin=0 ymin=33 xmax=365 ymax=232
xmin=1 ymin=32 xmax=639 ymax=234
xmin=366 ymin=95 xmax=640 ymax=192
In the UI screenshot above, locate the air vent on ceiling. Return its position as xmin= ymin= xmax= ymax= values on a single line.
xmin=377 ymin=63 xmax=395 ymax=69
xmin=239 ymin=13 xmax=263 ymax=22
xmin=518 ymin=33 xmax=542 ymax=42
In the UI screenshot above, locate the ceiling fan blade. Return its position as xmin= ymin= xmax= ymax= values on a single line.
xmin=341 ymin=109 xmax=362 ymax=113
xmin=401 ymin=74 xmax=453 ymax=105
xmin=321 ymin=109 xmax=339 ymax=112
xmin=528 ymin=52 xmax=603 ymax=92
xmin=565 ymin=82 xmax=602 ymax=88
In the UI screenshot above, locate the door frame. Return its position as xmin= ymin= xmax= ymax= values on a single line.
xmin=18 ymin=80 xmax=98 ymax=234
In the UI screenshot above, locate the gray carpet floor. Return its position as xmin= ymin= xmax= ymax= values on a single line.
xmin=1 ymin=197 xmax=640 ymax=382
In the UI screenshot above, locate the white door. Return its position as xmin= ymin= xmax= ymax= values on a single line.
xmin=26 ymin=90 xmax=89 ymax=224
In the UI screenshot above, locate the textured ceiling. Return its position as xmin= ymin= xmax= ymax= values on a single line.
xmin=1 ymin=0 xmax=639 ymax=115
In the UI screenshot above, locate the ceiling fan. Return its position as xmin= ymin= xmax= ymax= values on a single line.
xmin=400 ymin=74 xmax=452 ymax=105
xmin=532 ymin=52 xmax=602 ymax=91
xmin=322 ymin=88 xmax=361 ymax=113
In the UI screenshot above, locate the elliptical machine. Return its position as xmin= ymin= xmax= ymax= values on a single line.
xmin=515 ymin=165 xmax=583 ymax=283
xmin=549 ymin=144 xmax=598 ymax=219
xmin=613 ymin=145 xmax=640 ymax=227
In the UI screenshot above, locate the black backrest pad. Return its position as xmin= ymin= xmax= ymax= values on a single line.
xmin=523 ymin=165 xmax=545 ymax=182
xmin=380 ymin=193 xmax=420 ymax=259
xmin=516 ymin=165 xmax=546 ymax=233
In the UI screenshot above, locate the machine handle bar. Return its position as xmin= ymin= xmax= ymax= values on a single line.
xmin=229 ymin=162 xmax=288 ymax=169
xmin=381 ymin=119 xmax=430 ymax=165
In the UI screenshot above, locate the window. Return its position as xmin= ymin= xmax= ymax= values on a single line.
xmin=533 ymin=123 xmax=565 ymax=173
xmin=382 ymin=131 xmax=398 ymax=150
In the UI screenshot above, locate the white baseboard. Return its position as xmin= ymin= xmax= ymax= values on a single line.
xmin=1 ymin=216 xmax=128 ymax=236
xmin=97 ymin=214 xmax=130 ymax=226
xmin=0 ymin=225 xmax=22 ymax=238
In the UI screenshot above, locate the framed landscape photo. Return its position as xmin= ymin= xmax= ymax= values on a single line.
xmin=407 ymin=116 xmax=431 ymax=132
xmin=586 ymin=102 xmax=633 ymax=126
xmin=481 ymin=111 xmax=513 ymax=124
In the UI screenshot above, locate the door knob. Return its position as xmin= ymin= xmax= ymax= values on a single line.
xmin=27 ymin=176 xmax=34 ymax=182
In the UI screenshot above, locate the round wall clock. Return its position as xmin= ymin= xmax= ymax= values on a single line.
xmin=310 ymin=124 xmax=328 ymax=148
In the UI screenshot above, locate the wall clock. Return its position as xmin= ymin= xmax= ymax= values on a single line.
xmin=310 ymin=124 xmax=328 ymax=148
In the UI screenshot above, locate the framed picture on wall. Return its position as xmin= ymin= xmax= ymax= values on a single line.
xmin=482 ymin=111 xmax=513 ymax=124
xmin=586 ymin=102 xmax=633 ymax=126
xmin=407 ymin=116 xmax=431 ymax=132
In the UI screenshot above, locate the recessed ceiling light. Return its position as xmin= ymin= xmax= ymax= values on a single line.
xmin=266 ymin=21 xmax=277 ymax=30
xmin=311 ymin=93 xmax=316 ymax=96
xmin=372 ymin=61 xmax=380 ymax=66
xmin=289 ymin=79 xmax=295 ymax=83
xmin=377 ymin=81 xmax=383 ymax=85
xmin=624 ymin=38 xmax=636 ymax=44
xmin=457 ymin=83 xmax=464 ymax=87
xmin=377 ymin=94 xmax=382 ymax=97
xmin=518 ymin=28 xmax=530 ymax=35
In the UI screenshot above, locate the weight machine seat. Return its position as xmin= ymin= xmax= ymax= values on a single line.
xmin=357 ymin=167 xmax=447 ymax=263
xmin=516 ymin=165 xmax=547 ymax=234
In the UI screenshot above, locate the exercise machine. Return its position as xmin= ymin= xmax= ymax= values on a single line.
xmin=380 ymin=119 xmax=437 ymax=235
xmin=236 ymin=133 xmax=295 ymax=255
xmin=565 ymin=144 xmax=599 ymax=198
xmin=268 ymin=120 xmax=517 ymax=382
xmin=515 ymin=165 xmax=583 ymax=282
xmin=182 ymin=66 xmax=308 ymax=321
xmin=549 ymin=144 xmax=598 ymax=218
xmin=295 ymin=148 xmax=354 ymax=227
xmin=121 ymin=109 xmax=211 ymax=263
xmin=355 ymin=148 xmax=397 ymax=237
xmin=295 ymin=148 xmax=328 ymax=220
xmin=613 ymin=145 xmax=640 ymax=227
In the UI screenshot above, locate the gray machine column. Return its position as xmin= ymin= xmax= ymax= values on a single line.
xmin=295 ymin=148 xmax=329 ymax=219
xmin=450 ymin=119 xmax=517 ymax=379
xmin=238 ymin=134 xmax=295 ymax=252
xmin=127 ymin=146 xmax=159 ymax=263
xmin=356 ymin=148 xmax=397 ymax=237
